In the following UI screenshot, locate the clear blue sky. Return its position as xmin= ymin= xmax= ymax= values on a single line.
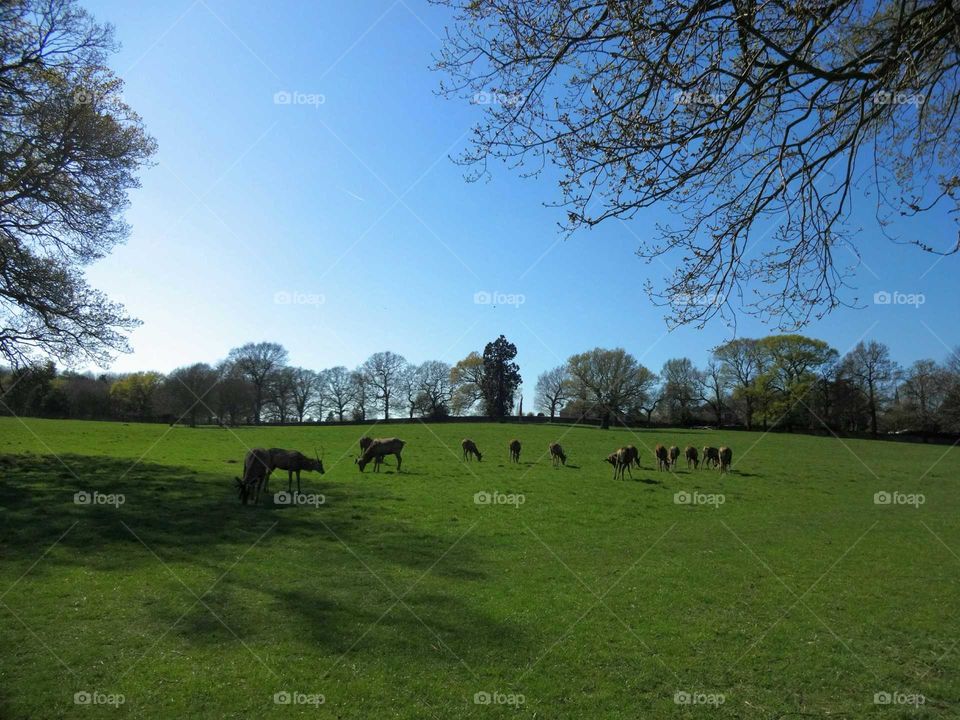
xmin=82 ymin=0 xmax=957 ymax=407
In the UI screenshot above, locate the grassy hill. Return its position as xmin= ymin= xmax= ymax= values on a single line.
xmin=0 ymin=417 xmax=957 ymax=718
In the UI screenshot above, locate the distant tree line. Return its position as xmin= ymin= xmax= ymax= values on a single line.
xmin=4 ymin=332 xmax=960 ymax=437
xmin=533 ymin=335 xmax=960 ymax=437
xmin=0 ymin=335 xmax=523 ymax=426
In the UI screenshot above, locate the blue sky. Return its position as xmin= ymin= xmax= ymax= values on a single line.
xmin=82 ymin=0 xmax=957 ymax=406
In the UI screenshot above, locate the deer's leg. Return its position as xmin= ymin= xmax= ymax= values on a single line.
xmin=395 ymin=452 xmax=402 ymax=472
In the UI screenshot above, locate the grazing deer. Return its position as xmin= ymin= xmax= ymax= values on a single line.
xmin=685 ymin=446 xmax=699 ymax=469
xmin=235 ymin=448 xmax=271 ymax=505
xmin=357 ymin=437 xmax=405 ymax=472
xmin=668 ymin=445 xmax=680 ymax=468
xmin=549 ymin=442 xmax=566 ymax=467
xmin=654 ymin=444 xmax=670 ymax=471
xmin=509 ymin=439 xmax=521 ymax=463
xmin=719 ymin=446 xmax=733 ymax=473
xmin=461 ymin=438 xmax=482 ymax=462
xmin=605 ymin=448 xmax=632 ymax=480
xmin=702 ymin=446 xmax=720 ymax=469
xmin=265 ymin=448 xmax=325 ymax=494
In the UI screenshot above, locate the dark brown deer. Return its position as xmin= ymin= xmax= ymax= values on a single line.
xmin=509 ymin=439 xmax=521 ymax=463
xmin=605 ymin=447 xmax=631 ymax=480
xmin=654 ymin=444 xmax=670 ymax=471
xmin=235 ymin=447 xmax=271 ymax=505
xmin=357 ymin=437 xmax=405 ymax=472
xmin=719 ymin=446 xmax=733 ymax=473
xmin=702 ymin=446 xmax=720 ymax=469
xmin=549 ymin=442 xmax=567 ymax=467
xmin=264 ymin=448 xmax=325 ymax=494
xmin=668 ymin=445 xmax=680 ymax=468
xmin=461 ymin=439 xmax=482 ymax=461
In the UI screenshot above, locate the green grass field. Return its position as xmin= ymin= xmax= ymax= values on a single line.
xmin=0 ymin=417 xmax=957 ymax=718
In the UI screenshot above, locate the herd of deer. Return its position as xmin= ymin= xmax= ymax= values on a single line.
xmin=235 ymin=435 xmax=732 ymax=504
xmin=605 ymin=443 xmax=732 ymax=480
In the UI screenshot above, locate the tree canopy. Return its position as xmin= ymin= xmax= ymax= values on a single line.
xmin=1 ymin=0 xmax=156 ymax=366
xmin=435 ymin=0 xmax=960 ymax=328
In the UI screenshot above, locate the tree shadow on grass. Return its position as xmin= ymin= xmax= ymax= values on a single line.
xmin=0 ymin=452 xmax=530 ymax=667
